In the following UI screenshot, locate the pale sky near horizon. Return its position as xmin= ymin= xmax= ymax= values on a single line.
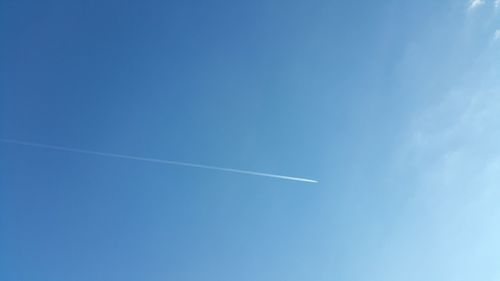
xmin=1 ymin=0 xmax=500 ymax=280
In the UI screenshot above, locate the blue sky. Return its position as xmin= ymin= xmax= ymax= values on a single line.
xmin=1 ymin=0 xmax=500 ymax=280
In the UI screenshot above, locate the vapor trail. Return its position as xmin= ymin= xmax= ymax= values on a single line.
xmin=0 ymin=139 xmax=318 ymax=183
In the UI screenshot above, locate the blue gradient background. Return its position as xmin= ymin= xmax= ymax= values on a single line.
xmin=2 ymin=0 xmax=500 ymax=280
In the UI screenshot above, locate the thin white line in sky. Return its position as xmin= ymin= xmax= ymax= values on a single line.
xmin=0 ymin=138 xmax=318 ymax=183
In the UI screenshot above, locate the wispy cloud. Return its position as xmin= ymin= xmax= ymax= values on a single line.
xmin=385 ymin=38 xmax=500 ymax=278
xmin=370 ymin=4 xmax=500 ymax=280
xmin=495 ymin=30 xmax=500 ymax=40
xmin=468 ymin=0 xmax=485 ymax=10
xmin=394 ymin=25 xmax=500 ymax=231
xmin=496 ymin=0 xmax=500 ymax=9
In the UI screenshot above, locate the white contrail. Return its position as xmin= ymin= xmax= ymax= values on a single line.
xmin=0 ymin=139 xmax=318 ymax=183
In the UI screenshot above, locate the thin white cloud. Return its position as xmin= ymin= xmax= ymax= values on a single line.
xmin=495 ymin=30 xmax=500 ymax=40
xmin=496 ymin=0 xmax=500 ymax=9
xmin=369 ymin=5 xmax=500 ymax=280
xmin=395 ymin=31 xmax=500 ymax=231
xmin=387 ymin=43 xmax=500 ymax=278
xmin=468 ymin=0 xmax=485 ymax=10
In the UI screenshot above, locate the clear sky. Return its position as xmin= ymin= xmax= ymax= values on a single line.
xmin=1 ymin=0 xmax=500 ymax=280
